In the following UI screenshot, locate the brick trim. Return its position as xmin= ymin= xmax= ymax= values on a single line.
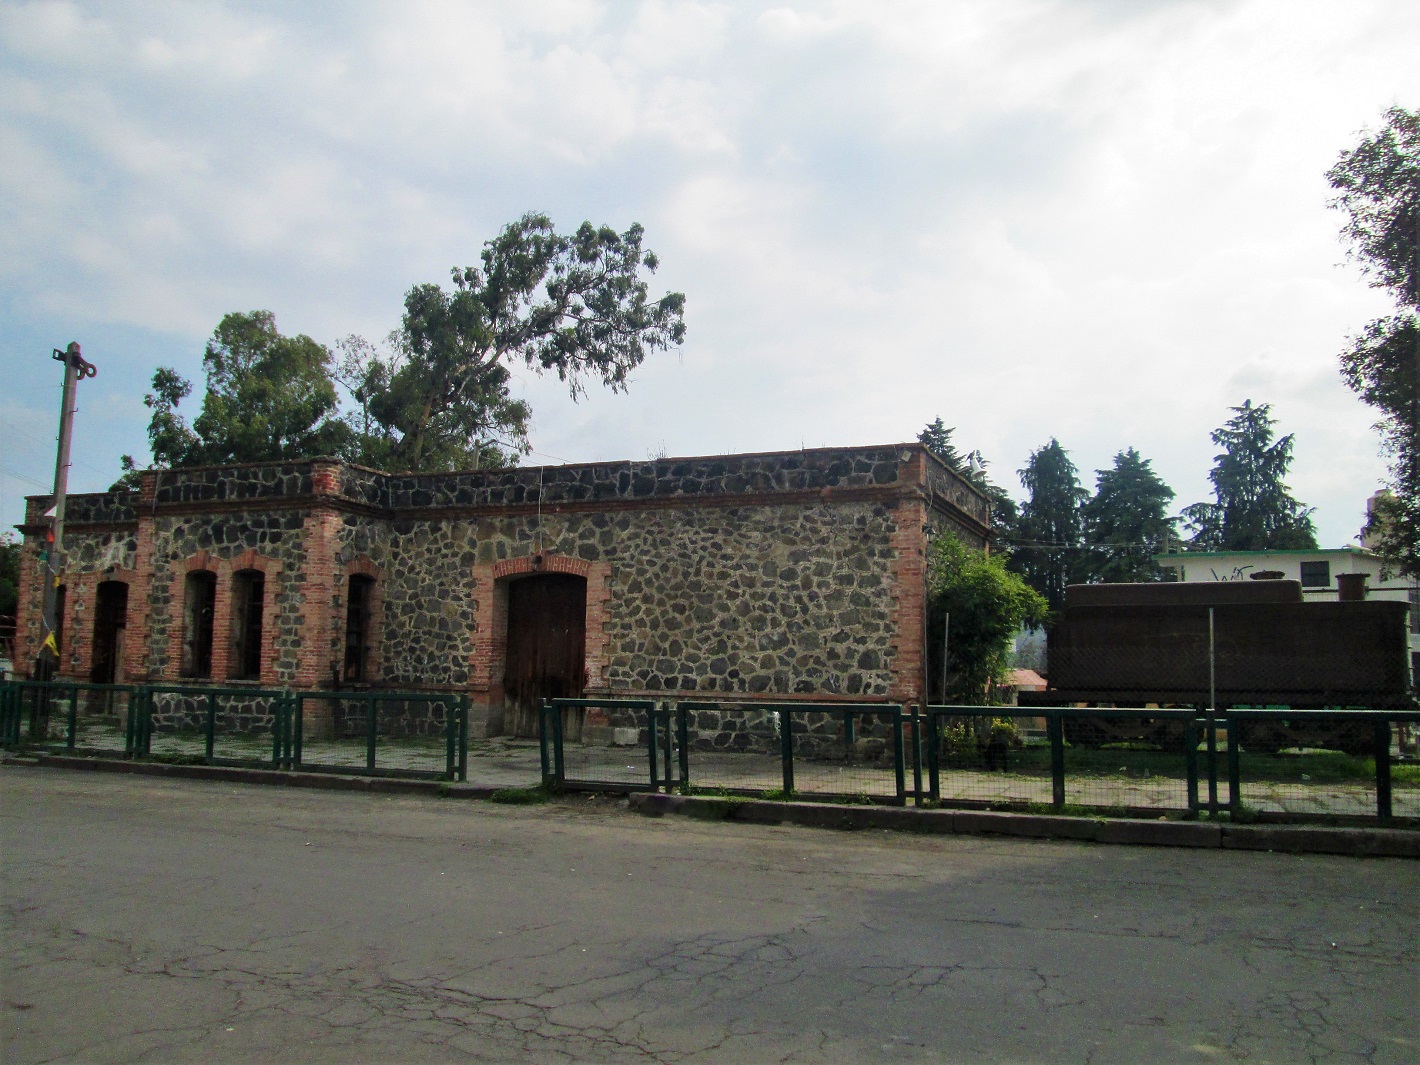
xmin=887 ymin=498 xmax=929 ymax=705
xmin=336 ymin=554 xmax=385 ymax=685
xmin=165 ymin=549 xmax=283 ymax=685
xmin=64 ymin=568 xmax=139 ymax=681
xmin=470 ymin=552 xmax=613 ymax=715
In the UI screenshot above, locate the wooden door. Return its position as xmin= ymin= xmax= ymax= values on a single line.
xmin=504 ymin=574 xmax=587 ymax=739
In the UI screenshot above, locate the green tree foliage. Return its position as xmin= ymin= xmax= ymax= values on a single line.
xmin=341 ymin=213 xmax=686 ymax=472
xmin=123 ymin=311 xmax=348 ymax=476
xmin=1080 ymin=448 xmax=1177 ymax=583
xmin=1014 ymin=439 xmax=1087 ymax=610
xmin=120 ymin=215 xmax=685 ymax=480
xmin=1327 ymin=106 xmax=1420 ymax=574
xmin=1182 ymin=400 xmax=1317 ymax=551
xmin=926 ymin=533 xmax=1048 ymax=704
xmin=0 ymin=531 xmax=19 ymax=619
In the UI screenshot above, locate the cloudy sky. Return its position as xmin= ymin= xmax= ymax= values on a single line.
xmin=2 ymin=0 xmax=1417 ymax=549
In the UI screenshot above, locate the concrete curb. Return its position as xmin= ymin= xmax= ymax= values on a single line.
xmin=627 ymin=793 xmax=1418 ymax=858
xmin=15 ymin=753 xmax=500 ymax=800
xmin=8 ymin=756 xmax=1416 ymax=858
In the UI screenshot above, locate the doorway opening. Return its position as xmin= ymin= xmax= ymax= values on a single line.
xmin=91 ymin=581 xmax=129 ymax=684
xmin=503 ymin=573 xmax=587 ymax=739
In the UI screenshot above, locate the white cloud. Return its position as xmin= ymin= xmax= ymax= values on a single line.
xmin=2 ymin=0 xmax=1418 ymax=548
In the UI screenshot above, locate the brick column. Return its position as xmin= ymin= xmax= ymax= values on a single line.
xmin=298 ymin=507 xmax=342 ymax=690
xmin=887 ymin=496 xmax=929 ymax=706
xmin=123 ymin=472 xmax=158 ymax=681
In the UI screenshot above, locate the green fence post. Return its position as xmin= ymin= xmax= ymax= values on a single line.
xmin=927 ymin=710 xmax=941 ymax=803
xmin=125 ymin=687 xmax=137 ymax=756
xmin=539 ymin=702 xmax=552 ymax=785
xmin=204 ymin=691 xmax=218 ymax=762
xmin=892 ymin=708 xmax=906 ymax=806
xmin=458 ymin=696 xmax=469 ymax=783
xmin=271 ymin=694 xmax=284 ymax=768
xmin=444 ymin=696 xmax=457 ymax=781
xmin=660 ymin=707 xmax=676 ymax=792
xmin=1226 ymin=713 xmax=1241 ymax=819
xmin=134 ymin=687 xmax=148 ymax=756
xmin=1205 ymin=708 xmax=1219 ymax=817
xmin=552 ymin=701 xmax=565 ymax=786
xmin=1048 ymin=712 xmax=1066 ymax=810
xmin=779 ymin=708 xmax=795 ymax=796
xmin=66 ymin=685 xmax=79 ymax=749
xmin=910 ymin=706 xmax=923 ymax=808
xmin=677 ymin=704 xmax=690 ymax=793
xmin=648 ymin=709 xmax=661 ymax=791
xmin=293 ymin=691 xmax=305 ymax=768
xmin=1375 ymin=718 xmax=1393 ymax=822
xmin=1184 ymin=717 xmax=1200 ymax=814
xmin=366 ymin=695 xmax=378 ymax=772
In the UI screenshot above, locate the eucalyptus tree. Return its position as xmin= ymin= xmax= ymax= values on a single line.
xmin=1328 ymin=105 xmax=1420 ymax=573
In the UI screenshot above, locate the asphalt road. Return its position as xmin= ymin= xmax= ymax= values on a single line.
xmin=3 ymin=765 xmax=1417 ymax=1064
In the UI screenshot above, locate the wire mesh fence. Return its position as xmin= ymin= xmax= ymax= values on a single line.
xmin=782 ymin=705 xmax=904 ymax=801
xmin=535 ymin=699 xmax=1418 ymax=826
xmin=147 ymin=686 xmax=289 ymax=767
xmin=0 ymin=682 xmax=135 ymax=756
xmin=294 ymin=692 xmax=467 ymax=779
xmin=0 ymin=680 xmax=468 ymax=781
xmin=1225 ymin=710 xmax=1419 ymax=822
xmin=677 ymin=701 xmax=786 ymax=794
xmin=542 ymin=699 xmax=669 ymax=790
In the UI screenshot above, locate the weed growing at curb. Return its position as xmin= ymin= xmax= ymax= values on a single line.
xmin=490 ymin=785 xmax=550 ymax=805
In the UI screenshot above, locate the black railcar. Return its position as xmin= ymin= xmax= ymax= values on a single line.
xmin=1018 ymin=580 xmax=1413 ymax=754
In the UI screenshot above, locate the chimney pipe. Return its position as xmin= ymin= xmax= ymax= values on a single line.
xmin=1336 ymin=573 xmax=1368 ymax=601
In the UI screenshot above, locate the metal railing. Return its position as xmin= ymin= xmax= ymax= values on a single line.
xmin=537 ymin=698 xmax=1420 ymax=824
xmin=1 ymin=680 xmax=469 ymax=781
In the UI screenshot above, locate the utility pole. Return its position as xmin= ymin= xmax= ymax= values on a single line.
xmin=33 ymin=342 xmax=97 ymax=688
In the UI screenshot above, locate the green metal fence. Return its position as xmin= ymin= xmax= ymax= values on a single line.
xmin=536 ymin=699 xmax=1420 ymax=824
xmin=1 ymin=680 xmax=468 ymax=781
xmin=293 ymin=690 xmax=468 ymax=780
xmin=540 ymin=698 xmax=672 ymax=791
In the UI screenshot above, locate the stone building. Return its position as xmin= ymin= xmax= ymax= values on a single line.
xmin=13 ymin=444 xmax=989 ymax=736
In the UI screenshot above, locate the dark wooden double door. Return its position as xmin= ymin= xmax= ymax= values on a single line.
xmin=504 ymin=574 xmax=586 ymax=739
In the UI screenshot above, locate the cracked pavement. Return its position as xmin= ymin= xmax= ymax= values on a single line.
xmin=2 ymin=765 xmax=1417 ymax=1063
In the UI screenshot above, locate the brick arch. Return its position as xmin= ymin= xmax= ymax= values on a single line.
xmin=165 ymin=549 xmax=283 ymax=685
xmin=60 ymin=566 xmax=139 ymax=681
xmin=491 ymin=554 xmax=593 ymax=581
xmin=337 ymin=554 xmax=385 ymax=685
xmin=471 ymin=552 xmax=613 ymax=730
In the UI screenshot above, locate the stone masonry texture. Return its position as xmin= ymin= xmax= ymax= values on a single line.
xmin=15 ymin=445 xmax=989 ymax=737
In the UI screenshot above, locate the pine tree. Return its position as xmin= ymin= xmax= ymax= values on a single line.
xmin=1080 ymin=448 xmax=1177 ymax=583
xmin=1015 ymin=439 xmax=1087 ymax=610
xmin=1182 ymin=400 xmax=1317 ymax=551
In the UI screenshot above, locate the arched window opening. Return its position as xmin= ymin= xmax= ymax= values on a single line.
xmin=181 ymin=571 xmax=217 ymax=678
xmin=91 ymin=581 xmax=129 ymax=684
xmin=344 ymin=575 xmax=375 ymax=683
xmin=230 ymin=570 xmax=265 ymax=680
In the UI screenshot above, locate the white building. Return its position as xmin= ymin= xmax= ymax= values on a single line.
xmin=1154 ymin=547 xmax=1420 ymax=676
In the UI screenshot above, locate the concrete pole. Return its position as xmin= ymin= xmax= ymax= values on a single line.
xmin=34 ymin=342 xmax=95 ymax=683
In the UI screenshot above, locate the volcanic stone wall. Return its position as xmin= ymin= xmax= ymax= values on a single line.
xmin=16 ymin=446 xmax=990 ymax=737
xmin=339 ymin=496 xmax=903 ymax=700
